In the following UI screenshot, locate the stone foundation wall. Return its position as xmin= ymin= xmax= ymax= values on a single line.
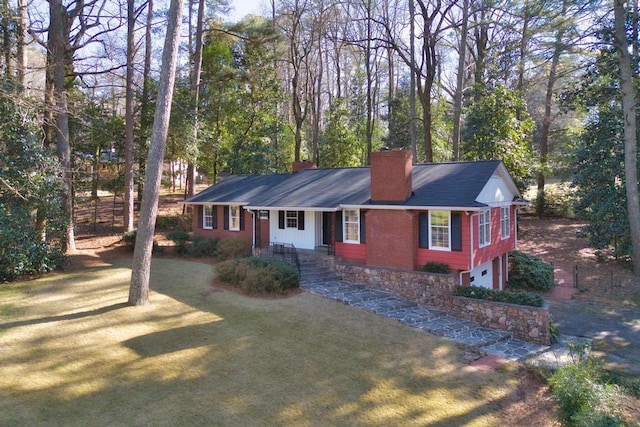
xmin=333 ymin=263 xmax=456 ymax=306
xmin=333 ymin=263 xmax=550 ymax=345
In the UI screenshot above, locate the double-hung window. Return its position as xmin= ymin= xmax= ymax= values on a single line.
xmin=286 ymin=210 xmax=298 ymax=228
xmin=203 ymin=205 xmax=214 ymax=229
xmin=343 ymin=209 xmax=360 ymax=243
xmin=479 ymin=209 xmax=491 ymax=247
xmin=500 ymin=206 xmax=510 ymax=239
xmin=429 ymin=211 xmax=450 ymax=250
xmin=229 ymin=205 xmax=240 ymax=231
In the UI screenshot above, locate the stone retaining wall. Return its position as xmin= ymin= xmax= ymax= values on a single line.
xmin=442 ymin=297 xmax=550 ymax=345
xmin=333 ymin=263 xmax=550 ymax=345
xmin=333 ymin=263 xmax=456 ymax=306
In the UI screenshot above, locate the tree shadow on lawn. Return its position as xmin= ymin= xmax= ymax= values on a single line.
xmin=1 ymin=257 xmax=546 ymax=426
xmin=0 ymin=302 xmax=129 ymax=331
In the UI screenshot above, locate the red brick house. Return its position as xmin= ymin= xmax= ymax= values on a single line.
xmin=182 ymin=150 xmax=528 ymax=290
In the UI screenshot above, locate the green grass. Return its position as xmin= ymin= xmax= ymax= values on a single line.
xmin=0 ymin=258 xmax=521 ymax=426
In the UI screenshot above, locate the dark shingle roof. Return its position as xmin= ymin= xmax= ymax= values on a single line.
xmin=183 ymin=174 xmax=291 ymax=204
xmin=252 ymin=167 xmax=371 ymax=208
xmin=185 ymin=160 xmax=507 ymax=209
xmin=407 ymin=161 xmax=502 ymax=208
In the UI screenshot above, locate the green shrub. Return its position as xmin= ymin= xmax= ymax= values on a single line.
xmin=454 ymin=285 xmax=544 ymax=307
xmin=535 ymin=182 xmax=577 ymax=218
xmin=156 ymin=215 xmax=189 ymax=230
xmin=0 ymin=239 xmax=65 ymax=282
xmin=549 ymin=343 xmax=622 ymax=426
xmin=217 ymin=237 xmax=252 ymax=260
xmin=166 ymin=230 xmax=190 ymax=243
xmin=166 ymin=230 xmax=191 ymax=256
xmin=549 ymin=320 xmax=560 ymax=345
xmin=122 ymin=230 xmax=161 ymax=254
xmin=422 ymin=262 xmax=450 ymax=274
xmin=604 ymin=371 xmax=640 ymax=398
xmin=189 ymin=235 xmax=219 ymax=257
xmin=508 ymin=251 xmax=554 ymax=291
xmin=122 ymin=230 xmax=137 ymax=251
xmin=215 ymin=257 xmax=299 ymax=295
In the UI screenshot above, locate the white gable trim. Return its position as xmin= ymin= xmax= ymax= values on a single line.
xmin=476 ymin=163 xmax=522 ymax=206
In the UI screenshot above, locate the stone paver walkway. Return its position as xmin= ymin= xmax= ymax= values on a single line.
xmin=301 ymin=275 xmax=549 ymax=361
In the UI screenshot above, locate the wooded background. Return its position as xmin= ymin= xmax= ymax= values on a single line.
xmin=1 ymin=0 xmax=639 ymax=278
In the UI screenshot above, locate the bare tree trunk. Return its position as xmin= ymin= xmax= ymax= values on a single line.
xmin=536 ymin=1 xmax=567 ymax=216
xmin=451 ymin=0 xmax=468 ymax=161
xmin=129 ymin=0 xmax=184 ymax=306
xmin=123 ymin=0 xmax=136 ymax=232
xmin=614 ymin=0 xmax=640 ymax=274
xmin=2 ymin=0 xmax=12 ymax=76
xmin=187 ymin=0 xmax=205 ymax=198
xmin=16 ymin=0 xmax=26 ymax=86
xmin=49 ymin=0 xmax=75 ymax=253
xmin=409 ymin=0 xmax=417 ymax=161
xmin=271 ymin=0 xmax=280 ymax=170
xmin=364 ymin=0 xmax=373 ymax=164
xmin=138 ymin=0 xmax=153 ymax=205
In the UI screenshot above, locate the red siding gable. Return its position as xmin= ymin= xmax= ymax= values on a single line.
xmin=472 ymin=206 xmax=517 ymax=268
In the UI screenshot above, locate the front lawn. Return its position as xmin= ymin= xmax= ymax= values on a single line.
xmin=1 ymin=258 xmax=524 ymax=426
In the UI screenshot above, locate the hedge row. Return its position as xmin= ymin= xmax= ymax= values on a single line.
xmin=508 ymin=250 xmax=554 ymax=291
xmin=454 ymin=285 xmax=544 ymax=307
xmin=215 ymin=257 xmax=299 ymax=295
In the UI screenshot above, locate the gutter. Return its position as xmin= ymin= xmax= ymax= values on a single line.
xmin=244 ymin=206 xmax=338 ymax=212
xmin=339 ymin=204 xmax=489 ymax=211
xmin=179 ymin=201 xmax=250 ymax=206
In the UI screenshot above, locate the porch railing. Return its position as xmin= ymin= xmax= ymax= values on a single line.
xmin=255 ymin=242 xmax=300 ymax=275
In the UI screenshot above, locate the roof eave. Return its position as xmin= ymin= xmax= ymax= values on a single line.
xmin=340 ymin=204 xmax=489 ymax=211
xmin=244 ymin=205 xmax=339 ymax=212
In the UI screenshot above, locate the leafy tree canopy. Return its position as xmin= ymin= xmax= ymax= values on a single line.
xmin=0 ymin=80 xmax=66 ymax=281
xmin=462 ymin=84 xmax=536 ymax=190
xmin=567 ymin=24 xmax=637 ymax=257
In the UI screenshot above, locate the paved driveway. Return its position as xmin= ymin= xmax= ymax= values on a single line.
xmin=549 ymin=299 xmax=640 ymax=375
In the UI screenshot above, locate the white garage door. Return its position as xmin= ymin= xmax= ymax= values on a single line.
xmin=470 ymin=260 xmax=493 ymax=289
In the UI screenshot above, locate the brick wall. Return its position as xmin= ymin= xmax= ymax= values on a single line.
xmin=370 ymin=149 xmax=412 ymax=203
xmin=366 ymin=210 xmax=416 ymax=270
xmin=333 ymin=262 xmax=550 ymax=345
xmin=192 ymin=205 xmax=253 ymax=245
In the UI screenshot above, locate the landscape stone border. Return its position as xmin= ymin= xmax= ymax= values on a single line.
xmin=333 ymin=262 xmax=550 ymax=345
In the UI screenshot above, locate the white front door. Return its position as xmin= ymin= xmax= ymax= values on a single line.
xmin=470 ymin=260 xmax=493 ymax=289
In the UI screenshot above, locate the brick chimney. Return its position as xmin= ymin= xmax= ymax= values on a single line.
xmin=370 ymin=149 xmax=413 ymax=203
xmin=293 ymin=160 xmax=317 ymax=173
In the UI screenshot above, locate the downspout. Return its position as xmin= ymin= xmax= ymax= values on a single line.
xmin=470 ymin=213 xmax=476 ymax=270
xmin=250 ymin=209 xmax=256 ymax=253
xmin=514 ymin=206 xmax=519 ymax=249
xmin=459 ymin=211 xmax=475 ymax=286
xmin=498 ymin=254 xmax=503 ymax=290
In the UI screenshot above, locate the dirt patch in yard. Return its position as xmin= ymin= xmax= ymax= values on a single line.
xmin=517 ymin=216 xmax=640 ymax=307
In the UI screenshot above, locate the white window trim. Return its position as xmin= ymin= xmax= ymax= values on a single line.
xmin=285 ymin=210 xmax=298 ymax=229
xmin=203 ymin=205 xmax=214 ymax=229
xmin=500 ymin=206 xmax=510 ymax=240
xmin=429 ymin=210 xmax=451 ymax=251
xmin=229 ymin=205 xmax=240 ymax=231
xmin=343 ymin=208 xmax=360 ymax=244
xmin=479 ymin=209 xmax=491 ymax=248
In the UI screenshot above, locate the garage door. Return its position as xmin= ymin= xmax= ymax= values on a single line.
xmin=470 ymin=260 xmax=493 ymax=289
